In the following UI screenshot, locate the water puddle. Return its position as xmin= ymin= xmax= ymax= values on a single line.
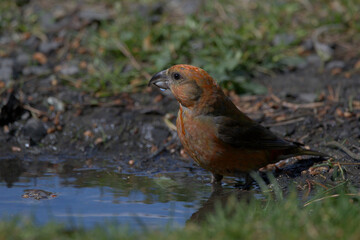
xmin=0 ymin=155 xmax=220 ymax=229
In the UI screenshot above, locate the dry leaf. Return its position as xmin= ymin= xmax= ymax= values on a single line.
xmin=331 ymin=67 xmax=342 ymax=75
xmin=33 ymin=52 xmax=47 ymax=65
xmin=79 ymin=61 xmax=87 ymax=69
xmin=343 ymin=111 xmax=354 ymax=118
xmin=354 ymin=60 xmax=360 ymax=69
xmin=47 ymin=127 xmax=56 ymax=134
xmin=95 ymin=137 xmax=103 ymax=145
xmin=335 ymin=108 xmax=343 ymax=117
xmin=83 ymin=130 xmax=94 ymax=137
xmin=11 ymin=146 xmax=21 ymax=152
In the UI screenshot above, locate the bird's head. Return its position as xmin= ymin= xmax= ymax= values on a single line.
xmin=149 ymin=64 xmax=224 ymax=109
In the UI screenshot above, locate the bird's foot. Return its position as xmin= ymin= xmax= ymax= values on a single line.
xmin=234 ymin=174 xmax=254 ymax=190
xmin=211 ymin=173 xmax=223 ymax=184
xmin=211 ymin=174 xmax=223 ymax=192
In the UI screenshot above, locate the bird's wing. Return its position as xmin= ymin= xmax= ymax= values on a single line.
xmin=214 ymin=116 xmax=296 ymax=150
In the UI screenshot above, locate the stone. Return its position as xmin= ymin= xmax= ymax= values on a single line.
xmin=16 ymin=53 xmax=30 ymax=66
xmin=47 ymin=97 xmax=65 ymax=112
xmin=23 ymin=118 xmax=47 ymax=144
xmin=0 ymin=67 xmax=12 ymax=82
xmin=298 ymin=93 xmax=317 ymax=103
xmin=23 ymin=66 xmax=49 ymax=76
xmin=59 ymin=65 xmax=79 ymax=76
xmin=273 ymin=33 xmax=296 ymax=46
xmin=39 ymin=41 xmax=61 ymax=54
xmin=325 ymin=60 xmax=345 ymax=70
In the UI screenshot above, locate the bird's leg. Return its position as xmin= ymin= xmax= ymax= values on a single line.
xmin=211 ymin=173 xmax=223 ymax=184
xmin=234 ymin=173 xmax=254 ymax=190
xmin=243 ymin=173 xmax=254 ymax=190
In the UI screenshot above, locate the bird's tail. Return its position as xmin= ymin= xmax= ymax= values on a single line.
xmin=299 ymin=148 xmax=331 ymax=158
xmin=278 ymin=147 xmax=331 ymax=160
xmin=302 ymin=149 xmax=331 ymax=158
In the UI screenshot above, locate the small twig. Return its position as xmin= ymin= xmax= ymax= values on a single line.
xmin=303 ymin=179 xmax=312 ymax=200
xmin=304 ymin=193 xmax=360 ymax=207
xmin=88 ymin=99 xmax=124 ymax=108
xmin=298 ymin=133 xmax=310 ymax=143
xmin=239 ymin=95 xmax=260 ymax=101
xmin=310 ymin=180 xmax=329 ymax=190
xmin=214 ymin=0 xmax=228 ymax=20
xmin=163 ymin=117 xmax=177 ymax=131
xmin=348 ymin=95 xmax=354 ymax=112
xmin=351 ymin=144 xmax=360 ymax=151
xmin=304 ymin=180 xmax=349 ymax=205
xmin=282 ymin=101 xmax=324 ymax=110
xmin=335 ymin=83 xmax=341 ymax=102
xmin=327 ymin=85 xmax=335 ymax=102
xmin=333 ymin=162 xmax=360 ymax=165
xmin=334 ymin=162 xmax=346 ymax=180
xmin=270 ymin=94 xmax=324 ymax=110
xmin=325 ymin=141 xmax=360 ymax=160
xmin=114 ymin=41 xmax=151 ymax=80
xmin=23 ymin=105 xmax=46 ymax=117
xmin=270 ymin=94 xmax=281 ymax=103
xmin=264 ymin=117 xmax=305 ymax=127
xmin=352 ymin=100 xmax=360 ymax=110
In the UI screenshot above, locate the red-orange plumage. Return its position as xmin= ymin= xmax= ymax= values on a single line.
xmin=149 ymin=64 xmax=328 ymax=184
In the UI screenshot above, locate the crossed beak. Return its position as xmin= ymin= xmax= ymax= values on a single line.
xmin=148 ymin=70 xmax=169 ymax=90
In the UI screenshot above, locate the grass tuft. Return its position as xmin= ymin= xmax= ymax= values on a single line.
xmin=1 ymin=0 xmax=360 ymax=94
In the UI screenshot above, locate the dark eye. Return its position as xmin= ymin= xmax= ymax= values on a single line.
xmin=173 ymin=73 xmax=181 ymax=80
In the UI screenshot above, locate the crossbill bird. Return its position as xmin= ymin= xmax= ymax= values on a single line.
xmin=149 ymin=64 xmax=329 ymax=184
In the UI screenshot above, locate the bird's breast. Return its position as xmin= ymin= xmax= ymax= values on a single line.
xmin=176 ymin=107 xmax=217 ymax=166
xmin=176 ymin=106 xmax=271 ymax=175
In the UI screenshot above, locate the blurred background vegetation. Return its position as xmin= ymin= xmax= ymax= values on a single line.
xmin=0 ymin=0 xmax=359 ymax=95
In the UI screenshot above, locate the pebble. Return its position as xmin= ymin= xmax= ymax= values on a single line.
xmin=301 ymin=38 xmax=314 ymax=51
xmin=79 ymin=7 xmax=113 ymax=22
xmin=0 ymin=67 xmax=12 ymax=82
xmin=16 ymin=53 xmax=30 ymax=66
xmin=47 ymin=97 xmax=65 ymax=112
xmin=272 ymin=33 xmax=296 ymax=46
xmin=39 ymin=41 xmax=61 ymax=54
xmin=59 ymin=65 xmax=79 ymax=76
xmin=23 ymin=66 xmax=49 ymax=76
xmin=298 ymin=93 xmax=317 ymax=103
xmin=0 ymin=58 xmax=14 ymax=82
xmin=23 ymin=118 xmax=47 ymax=144
xmin=325 ymin=60 xmax=345 ymax=70
xmin=0 ymin=58 xmax=14 ymax=68
xmin=306 ymin=54 xmax=322 ymax=67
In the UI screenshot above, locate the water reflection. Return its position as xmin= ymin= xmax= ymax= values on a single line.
xmin=187 ymin=187 xmax=264 ymax=224
xmin=0 ymin=157 xmax=24 ymax=187
xmin=0 ymin=156 xmax=213 ymax=228
xmin=0 ymin=156 xmax=262 ymax=229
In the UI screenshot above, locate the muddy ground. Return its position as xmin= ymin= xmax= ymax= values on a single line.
xmin=1 ymin=1 xmax=360 ymax=199
xmin=1 ymin=61 xmax=359 ymax=193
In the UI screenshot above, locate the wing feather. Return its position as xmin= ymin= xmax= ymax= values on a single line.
xmin=214 ymin=116 xmax=296 ymax=150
